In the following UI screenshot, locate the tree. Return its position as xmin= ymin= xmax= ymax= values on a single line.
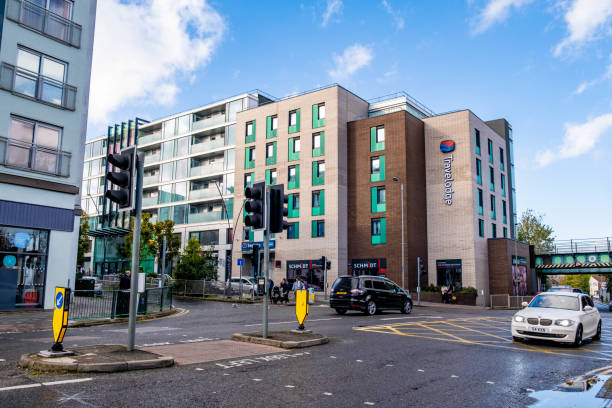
xmin=174 ymin=239 xmax=219 ymax=281
xmin=123 ymin=212 xmax=155 ymax=262
xmin=559 ymin=275 xmax=590 ymax=292
xmin=149 ymin=219 xmax=181 ymax=275
xmin=517 ymin=209 xmax=555 ymax=252
xmin=77 ymin=217 xmax=90 ymax=269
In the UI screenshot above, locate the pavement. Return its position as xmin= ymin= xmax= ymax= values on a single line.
xmin=1 ymin=299 xmax=611 ymax=407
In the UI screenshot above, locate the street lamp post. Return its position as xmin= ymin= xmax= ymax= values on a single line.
xmin=392 ymin=177 xmax=405 ymax=289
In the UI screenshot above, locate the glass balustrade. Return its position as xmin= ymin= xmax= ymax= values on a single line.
xmin=192 ymin=115 xmax=226 ymax=131
xmin=190 ymin=137 xmax=225 ymax=153
xmin=138 ymin=131 xmax=161 ymax=146
xmin=142 ymin=196 xmax=158 ymax=207
xmin=189 ymin=188 xmax=219 ymax=200
xmin=187 ymin=210 xmax=223 ymax=224
xmin=143 ymin=174 xmax=159 ymax=186
xmin=189 ymin=161 xmax=224 ymax=177
xmin=143 ymin=152 xmax=161 ymax=164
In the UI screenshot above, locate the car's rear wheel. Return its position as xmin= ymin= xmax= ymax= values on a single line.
xmin=401 ymin=300 xmax=412 ymax=314
xmin=594 ymin=321 xmax=602 ymax=341
xmin=573 ymin=324 xmax=583 ymax=347
xmin=335 ymin=308 xmax=347 ymax=315
xmin=365 ymin=300 xmax=377 ymax=316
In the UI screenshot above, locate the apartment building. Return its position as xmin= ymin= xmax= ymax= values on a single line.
xmin=0 ymin=0 xmax=96 ymax=309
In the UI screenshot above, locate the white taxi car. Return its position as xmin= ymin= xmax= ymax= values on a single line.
xmin=511 ymin=292 xmax=601 ymax=346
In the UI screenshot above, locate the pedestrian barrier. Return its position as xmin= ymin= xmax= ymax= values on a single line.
xmin=490 ymin=294 xmax=533 ymax=309
xmin=172 ymin=279 xmax=256 ymax=299
xmin=69 ymin=287 xmax=172 ymax=320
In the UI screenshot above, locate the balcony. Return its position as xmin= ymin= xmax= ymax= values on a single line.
xmin=0 ymin=136 xmax=71 ymax=177
xmin=6 ymin=0 xmax=82 ymax=48
xmin=143 ymin=152 xmax=161 ymax=165
xmin=143 ymin=174 xmax=160 ymax=186
xmin=191 ymin=137 xmax=224 ymax=153
xmin=137 ymin=131 xmax=161 ymax=146
xmin=142 ymin=196 xmax=158 ymax=207
xmin=192 ymin=115 xmax=226 ymax=131
xmin=188 ymin=210 xmax=224 ymax=224
xmin=0 ymin=62 xmax=77 ymax=110
xmin=189 ymin=188 xmax=220 ymax=201
xmin=189 ymin=161 xmax=224 ymax=177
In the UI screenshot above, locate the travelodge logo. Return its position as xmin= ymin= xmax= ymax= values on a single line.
xmin=440 ymin=140 xmax=455 ymax=153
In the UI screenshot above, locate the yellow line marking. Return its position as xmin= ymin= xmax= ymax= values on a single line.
xmin=416 ymin=323 xmax=474 ymax=344
xmin=443 ymin=321 xmax=511 ymax=343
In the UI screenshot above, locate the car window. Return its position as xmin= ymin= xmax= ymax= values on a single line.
xmin=372 ymin=280 xmax=386 ymax=290
xmin=384 ymin=281 xmax=396 ymax=291
xmin=332 ymin=277 xmax=357 ymax=291
xmin=580 ymin=296 xmax=588 ymax=310
xmin=230 ymin=278 xmax=238 ymax=283
xmin=363 ymin=280 xmax=373 ymax=289
xmin=529 ymin=295 xmax=579 ymax=311
xmin=586 ymin=297 xmax=594 ymax=307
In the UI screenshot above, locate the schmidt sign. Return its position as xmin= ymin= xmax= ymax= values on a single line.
xmin=440 ymin=140 xmax=455 ymax=206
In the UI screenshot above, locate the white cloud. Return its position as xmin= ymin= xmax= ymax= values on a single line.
xmin=381 ymin=0 xmax=405 ymax=30
xmin=328 ymin=44 xmax=373 ymax=81
xmin=89 ymin=0 xmax=225 ymax=124
xmin=471 ymin=0 xmax=534 ymax=35
xmin=536 ymin=113 xmax=612 ymax=166
xmin=321 ymin=0 xmax=343 ymax=27
xmin=571 ymin=54 xmax=612 ymax=95
xmin=554 ymin=0 xmax=612 ymax=56
xmin=376 ymin=63 xmax=399 ymax=84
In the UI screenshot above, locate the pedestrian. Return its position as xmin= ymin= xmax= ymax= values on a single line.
xmin=281 ymin=278 xmax=290 ymax=304
xmin=292 ymin=276 xmax=305 ymax=302
xmin=441 ymin=284 xmax=448 ymax=303
xmin=119 ymin=270 xmax=131 ymax=290
xmin=268 ymin=278 xmax=274 ymax=300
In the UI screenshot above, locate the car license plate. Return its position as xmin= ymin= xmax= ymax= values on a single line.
xmin=530 ymin=326 xmax=546 ymax=333
xmin=336 ymin=291 xmax=347 ymax=295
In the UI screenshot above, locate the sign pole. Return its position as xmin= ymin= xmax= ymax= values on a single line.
xmin=160 ymin=236 xmax=167 ymax=287
xmin=323 ymin=258 xmax=328 ymax=300
xmin=417 ymin=257 xmax=421 ymax=305
xmin=239 ymin=260 xmax=243 ymax=301
xmin=263 ymin=187 xmax=270 ymax=339
xmin=127 ymin=153 xmax=144 ymax=352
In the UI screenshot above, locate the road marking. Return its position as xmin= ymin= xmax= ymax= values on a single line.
xmin=385 ymin=364 xmax=394 ymax=367
xmin=417 ymin=369 xmax=424 ymax=372
xmin=451 ymin=375 xmax=458 ymax=378
xmin=381 ymin=315 xmax=443 ymax=321
xmin=285 ymin=385 xmax=295 ymax=388
xmin=486 ymin=381 xmax=495 ymax=384
xmin=364 ymin=402 xmax=375 ymax=405
xmin=41 ymin=378 xmax=93 ymax=386
xmin=195 ymin=368 xmax=204 ymax=371
xmin=356 ymin=359 xmax=363 ymax=362
xmin=244 ymin=317 xmax=341 ymax=327
xmin=323 ymin=392 xmax=333 ymax=396
xmin=526 ymin=388 xmax=535 ymax=392
xmin=252 ymin=378 xmax=262 ymax=382
xmin=0 ymin=359 xmax=5 ymax=362
xmin=223 ymin=373 xmax=230 ymax=376
xmin=0 ymin=383 xmax=41 ymax=391
xmin=330 ymin=356 xmax=337 ymax=359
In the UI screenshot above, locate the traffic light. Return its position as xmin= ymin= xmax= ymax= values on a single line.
xmin=244 ymin=181 xmax=265 ymax=230
xmin=243 ymin=228 xmax=250 ymax=241
xmin=105 ymin=146 xmax=136 ymax=211
xmin=269 ymin=184 xmax=289 ymax=233
xmin=417 ymin=257 xmax=424 ymax=274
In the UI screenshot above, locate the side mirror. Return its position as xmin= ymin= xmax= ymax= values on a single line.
xmin=584 ymin=305 xmax=593 ymax=312
xmin=521 ymin=301 xmax=529 ymax=308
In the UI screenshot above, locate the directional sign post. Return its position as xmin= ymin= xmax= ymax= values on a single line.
xmin=40 ymin=287 xmax=74 ymax=357
xmin=295 ymin=289 xmax=309 ymax=330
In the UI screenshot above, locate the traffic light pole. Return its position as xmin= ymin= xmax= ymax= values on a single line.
xmin=127 ymin=153 xmax=144 ymax=352
xmin=262 ymin=187 xmax=270 ymax=339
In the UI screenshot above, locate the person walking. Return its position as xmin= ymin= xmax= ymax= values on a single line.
xmin=292 ymin=276 xmax=305 ymax=302
xmin=268 ymin=278 xmax=274 ymax=300
xmin=280 ymin=278 xmax=289 ymax=304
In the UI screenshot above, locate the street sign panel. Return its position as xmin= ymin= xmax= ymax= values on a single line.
xmin=237 ymin=258 xmax=244 ymax=266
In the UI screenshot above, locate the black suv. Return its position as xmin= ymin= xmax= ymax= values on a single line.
xmin=329 ymin=275 xmax=413 ymax=315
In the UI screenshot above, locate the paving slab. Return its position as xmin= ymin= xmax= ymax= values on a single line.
xmin=142 ymin=339 xmax=283 ymax=365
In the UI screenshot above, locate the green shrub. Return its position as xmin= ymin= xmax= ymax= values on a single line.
xmin=457 ymin=286 xmax=478 ymax=295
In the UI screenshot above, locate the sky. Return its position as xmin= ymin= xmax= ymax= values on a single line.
xmin=88 ymin=0 xmax=612 ymax=240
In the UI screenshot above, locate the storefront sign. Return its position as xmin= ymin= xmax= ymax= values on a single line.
xmin=241 ymin=241 xmax=275 ymax=252
xmin=351 ymin=258 xmax=387 ymax=275
xmin=13 ymin=232 xmax=31 ymax=249
xmin=2 ymin=255 xmax=16 ymax=268
xmin=443 ymin=154 xmax=454 ymax=205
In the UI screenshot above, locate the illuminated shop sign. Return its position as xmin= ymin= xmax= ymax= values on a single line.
xmin=440 ymin=140 xmax=455 ymax=206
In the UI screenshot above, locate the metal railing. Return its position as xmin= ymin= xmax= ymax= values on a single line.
xmin=173 ymin=279 xmax=256 ymax=299
xmin=6 ymin=0 xmax=82 ymax=47
xmin=0 ymin=62 xmax=77 ymax=110
xmin=69 ymin=287 xmax=173 ymax=320
xmin=538 ymin=238 xmax=612 ymax=255
xmin=490 ymin=294 xmax=533 ymax=309
xmin=0 ymin=136 xmax=71 ymax=177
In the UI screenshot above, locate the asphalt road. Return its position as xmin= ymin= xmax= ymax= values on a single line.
xmin=1 ymin=300 xmax=610 ymax=407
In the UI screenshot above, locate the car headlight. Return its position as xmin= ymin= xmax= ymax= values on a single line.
xmin=513 ymin=315 xmax=525 ymax=323
xmin=554 ymin=319 xmax=575 ymax=327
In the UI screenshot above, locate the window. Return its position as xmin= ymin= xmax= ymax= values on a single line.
xmin=502 ymin=200 xmax=507 ymax=224
xmin=489 ymin=167 xmax=495 ymax=191
xmin=475 ymin=129 xmax=481 ymax=155
xmin=490 ymin=194 xmax=496 ymax=220
xmin=312 ymin=132 xmax=325 ymax=157
xmin=8 ymin=0 xmax=79 ymax=47
xmin=267 ymin=115 xmax=278 ymax=138
xmin=371 ymin=126 xmax=385 ymax=151
xmin=313 ymin=161 xmax=325 ymax=186
xmin=476 ymin=159 xmax=482 ymax=185
xmin=288 ymin=194 xmax=299 ymax=218
xmin=246 ymin=121 xmax=255 ymax=143
xmin=6 ymin=116 xmax=64 ymax=175
xmin=287 ymin=222 xmax=299 ymax=239
xmin=162 ymin=118 xmax=176 ymax=138
xmin=499 ymin=147 xmax=505 ymax=171
xmin=245 ymin=147 xmax=255 ymax=169
xmin=370 ymin=156 xmax=385 ymax=182
xmin=289 ymin=137 xmax=300 ymax=161
xmin=478 ymin=219 xmax=484 ymax=237
xmin=161 ymin=140 xmax=174 ymax=160
xmin=312 ymin=190 xmax=324 ymax=216
xmin=488 ymin=139 xmax=493 ymax=163
xmin=289 ymin=109 xmax=300 ymax=133
xmin=313 ymin=103 xmax=325 ymax=128
xmin=244 ymin=172 xmax=253 ymax=189
xmin=477 ymin=188 xmax=483 ymax=215
xmin=501 ymin=173 xmax=506 ymax=197
xmin=371 ymin=218 xmax=386 ymax=245
xmin=266 ymin=168 xmax=277 ymax=185
xmin=503 ymin=227 xmax=508 ymax=238
xmin=265 ymin=142 xmax=277 ymax=165
xmin=312 ymin=220 xmax=325 ymax=238
xmin=288 ymin=165 xmax=300 ymax=189
xmin=371 ymin=186 xmax=386 ymax=213
xmin=14 ymin=47 xmax=68 ymax=108
xmin=174 ymin=159 xmax=188 ymax=179
xmin=161 ymin=162 xmax=173 ymax=181
xmin=492 ymin=223 xmax=497 ymax=238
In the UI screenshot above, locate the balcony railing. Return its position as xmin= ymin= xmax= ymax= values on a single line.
xmin=0 ymin=136 xmax=71 ymax=177
xmin=191 ymin=137 xmax=225 ymax=153
xmin=143 ymin=174 xmax=160 ymax=186
xmin=6 ymin=0 xmax=82 ymax=47
xmin=138 ymin=131 xmax=162 ymax=146
xmin=143 ymin=152 xmax=161 ymax=165
xmin=192 ymin=115 xmax=226 ymax=131
xmin=188 ymin=210 xmax=224 ymax=224
xmin=189 ymin=161 xmax=224 ymax=177
xmin=0 ymin=62 xmax=77 ymax=110
xmin=142 ymin=196 xmax=159 ymax=207
xmin=189 ymin=188 xmax=219 ymax=201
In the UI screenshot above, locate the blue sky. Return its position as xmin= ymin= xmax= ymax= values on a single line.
xmin=89 ymin=0 xmax=612 ymax=239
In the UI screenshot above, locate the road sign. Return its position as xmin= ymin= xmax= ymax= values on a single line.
xmin=237 ymin=258 xmax=245 ymax=266
xmin=52 ymin=287 xmax=70 ymax=351
xmin=295 ymin=289 xmax=309 ymax=330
